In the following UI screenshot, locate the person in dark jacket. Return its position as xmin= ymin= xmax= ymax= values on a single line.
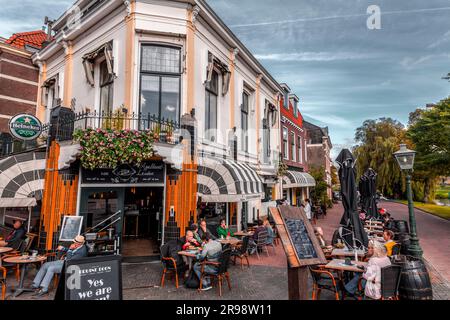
xmin=32 ymin=235 xmax=88 ymax=296
xmin=0 ymin=220 xmax=26 ymax=250
xmin=197 ymin=219 xmax=217 ymax=240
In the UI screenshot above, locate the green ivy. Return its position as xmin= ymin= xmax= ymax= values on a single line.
xmin=73 ymin=128 xmax=156 ymax=170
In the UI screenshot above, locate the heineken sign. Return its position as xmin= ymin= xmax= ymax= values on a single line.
xmin=8 ymin=114 xmax=42 ymax=141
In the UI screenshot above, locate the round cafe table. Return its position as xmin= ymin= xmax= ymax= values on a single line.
xmin=3 ymin=255 xmax=47 ymax=297
xmin=0 ymin=247 xmax=14 ymax=267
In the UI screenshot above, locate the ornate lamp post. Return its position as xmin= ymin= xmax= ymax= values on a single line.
xmin=393 ymin=144 xmax=423 ymax=258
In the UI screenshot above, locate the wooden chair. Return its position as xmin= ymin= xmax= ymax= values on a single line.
xmin=160 ymin=257 xmax=180 ymax=289
xmin=0 ymin=266 xmax=6 ymax=300
xmin=231 ymin=236 xmax=250 ymax=269
xmin=198 ymin=248 xmax=232 ymax=297
xmin=309 ymin=266 xmax=341 ymax=300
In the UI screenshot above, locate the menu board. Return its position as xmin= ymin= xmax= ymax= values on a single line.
xmin=56 ymin=255 xmax=123 ymax=300
xmin=270 ymin=206 xmax=326 ymax=267
xmin=284 ymin=218 xmax=318 ymax=259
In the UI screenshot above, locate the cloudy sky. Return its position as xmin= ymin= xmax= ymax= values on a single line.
xmin=1 ymin=0 xmax=450 ymax=159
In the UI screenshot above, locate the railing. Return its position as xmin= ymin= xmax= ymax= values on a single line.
xmin=0 ymin=110 xmax=182 ymax=158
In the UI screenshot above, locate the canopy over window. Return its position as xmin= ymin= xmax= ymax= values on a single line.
xmin=197 ymin=156 xmax=264 ymax=202
xmin=206 ymin=52 xmax=231 ymax=96
xmin=82 ymin=42 xmax=114 ymax=86
xmin=282 ymin=170 xmax=316 ymax=189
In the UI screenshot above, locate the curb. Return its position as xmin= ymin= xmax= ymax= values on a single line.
xmin=384 ymin=200 xmax=450 ymax=222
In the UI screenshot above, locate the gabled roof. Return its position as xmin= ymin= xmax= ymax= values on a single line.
xmin=6 ymin=30 xmax=48 ymax=50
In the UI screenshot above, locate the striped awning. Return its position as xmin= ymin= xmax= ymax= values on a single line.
xmin=197 ymin=157 xmax=264 ymax=202
xmin=282 ymin=170 xmax=316 ymax=189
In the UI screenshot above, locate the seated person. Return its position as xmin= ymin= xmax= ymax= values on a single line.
xmin=193 ymin=233 xmax=222 ymax=291
xmin=248 ymin=220 xmax=266 ymax=253
xmin=190 ymin=223 xmax=202 ymax=243
xmin=216 ymin=219 xmax=234 ymax=238
xmin=344 ymin=241 xmax=391 ymax=298
xmin=0 ymin=220 xmax=26 ymax=250
xmin=383 ymin=229 xmax=397 ymax=256
xmin=197 ymin=219 xmax=217 ymax=240
xmin=263 ymin=219 xmax=275 ymax=245
xmin=32 ymin=235 xmax=87 ymax=296
xmin=182 ymin=230 xmax=202 ymax=250
xmin=362 ymin=240 xmax=375 ymax=262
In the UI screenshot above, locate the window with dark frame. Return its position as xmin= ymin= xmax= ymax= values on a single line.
xmin=283 ymin=127 xmax=288 ymax=159
xmin=298 ymin=135 xmax=303 ymax=163
xmin=205 ymin=69 xmax=219 ymax=141
xmin=99 ymin=60 xmax=114 ymax=115
xmin=241 ymin=91 xmax=249 ymax=152
xmin=290 ymin=132 xmax=296 ymax=162
xmin=139 ymin=45 xmax=181 ymax=126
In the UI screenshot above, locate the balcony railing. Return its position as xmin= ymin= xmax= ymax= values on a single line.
xmin=0 ymin=110 xmax=181 ymax=158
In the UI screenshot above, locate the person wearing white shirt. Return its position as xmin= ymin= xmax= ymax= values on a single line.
xmin=303 ymin=199 xmax=312 ymax=220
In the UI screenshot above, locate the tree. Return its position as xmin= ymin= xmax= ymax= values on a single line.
xmin=309 ymin=165 xmax=331 ymax=207
xmin=331 ymin=164 xmax=339 ymax=187
xmin=353 ymin=118 xmax=408 ymax=198
xmin=407 ymin=99 xmax=450 ymax=202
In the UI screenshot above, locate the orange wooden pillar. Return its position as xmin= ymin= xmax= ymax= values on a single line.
xmin=39 ymin=141 xmax=79 ymax=251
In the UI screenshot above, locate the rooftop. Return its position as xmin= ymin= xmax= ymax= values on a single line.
xmin=6 ymin=30 xmax=48 ymax=50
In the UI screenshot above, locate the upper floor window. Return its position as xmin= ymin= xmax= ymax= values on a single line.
xmin=140 ymin=45 xmax=181 ymax=124
xmin=298 ymin=136 xmax=302 ymax=163
xmin=290 ymin=132 xmax=296 ymax=162
xmin=283 ymin=127 xmax=288 ymax=159
xmin=205 ymin=69 xmax=219 ymax=141
xmin=99 ymin=60 xmax=114 ymax=114
xmin=241 ymin=91 xmax=249 ymax=152
xmin=293 ymin=99 xmax=298 ymax=118
xmin=41 ymin=75 xmax=60 ymax=122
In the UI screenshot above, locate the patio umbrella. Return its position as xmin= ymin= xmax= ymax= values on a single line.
xmin=335 ymin=149 xmax=368 ymax=249
xmin=360 ymin=168 xmax=380 ymax=219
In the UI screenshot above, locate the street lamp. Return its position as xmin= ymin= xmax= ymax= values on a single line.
xmin=393 ymin=144 xmax=423 ymax=258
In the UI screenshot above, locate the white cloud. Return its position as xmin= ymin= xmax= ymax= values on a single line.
xmin=427 ymin=30 xmax=450 ymax=49
xmin=303 ymin=113 xmax=353 ymax=128
xmin=254 ymin=52 xmax=376 ymax=62
xmin=400 ymin=54 xmax=450 ymax=70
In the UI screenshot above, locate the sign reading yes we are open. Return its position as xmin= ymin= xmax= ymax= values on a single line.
xmin=57 ymin=255 xmax=123 ymax=300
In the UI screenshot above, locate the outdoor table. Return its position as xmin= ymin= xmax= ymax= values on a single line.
xmin=218 ymin=238 xmax=242 ymax=246
xmin=0 ymin=247 xmax=14 ymax=267
xmin=331 ymin=248 xmax=366 ymax=259
xmin=3 ymin=255 xmax=47 ymax=297
xmin=178 ymin=249 xmax=200 ymax=271
xmin=233 ymin=231 xmax=253 ymax=237
xmin=324 ymin=259 xmax=367 ymax=273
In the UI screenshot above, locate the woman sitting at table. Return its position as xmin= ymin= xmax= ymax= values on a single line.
xmin=383 ymin=229 xmax=397 ymax=256
xmin=217 ymin=219 xmax=234 ymax=239
xmin=344 ymin=241 xmax=391 ymax=299
xmin=182 ymin=230 xmax=202 ymax=251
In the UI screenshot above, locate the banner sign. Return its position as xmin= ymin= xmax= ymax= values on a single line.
xmin=82 ymin=161 xmax=165 ymax=184
xmin=8 ymin=114 xmax=42 ymax=141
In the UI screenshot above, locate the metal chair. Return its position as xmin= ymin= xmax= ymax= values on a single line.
xmin=380 ymin=265 xmax=402 ymax=300
xmin=254 ymin=230 xmax=269 ymax=259
xmin=309 ymin=266 xmax=341 ymax=300
xmin=198 ymin=248 xmax=232 ymax=296
xmin=231 ymin=236 xmax=250 ymax=269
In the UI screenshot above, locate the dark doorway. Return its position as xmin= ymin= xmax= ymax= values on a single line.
xmin=122 ymin=187 xmax=164 ymax=257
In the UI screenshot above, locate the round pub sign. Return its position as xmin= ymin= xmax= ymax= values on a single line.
xmin=8 ymin=114 xmax=43 ymax=141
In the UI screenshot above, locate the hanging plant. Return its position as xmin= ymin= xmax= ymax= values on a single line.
xmin=73 ymin=128 xmax=155 ymax=170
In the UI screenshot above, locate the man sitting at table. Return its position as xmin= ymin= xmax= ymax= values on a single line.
xmin=383 ymin=229 xmax=397 ymax=256
xmin=182 ymin=230 xmax=202 ymax=250
xmin=0 ymin=220 xmax=26 ymax=250
xmin=190 ymin=223 xmax=202 ymax=243
xmin=198 ymin=219 xmax=217 ymax=240
xmin=217 ymin=219 xmax=234 ymax=239
xmin=263 ymin=219 xmax=275 ymax=245
xmin=31 ymin=235 xmax=87 ymax=297
xmin=193 ymin=233 xmax=222 ymax=291
xmin=247 ymin=220 xmax=266 ymax=254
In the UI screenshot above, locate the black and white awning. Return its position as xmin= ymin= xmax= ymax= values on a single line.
xmin=282 ymin=170 xmax=316 ymax=189
xmin=197 ymin=157 xmax=264 ymax=202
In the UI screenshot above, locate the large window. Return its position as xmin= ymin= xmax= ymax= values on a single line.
xmin=298 ymin=136 xmax=303 ymax=163
xmin=140 ymin=45 xmax=181 ymax=124
xmin=290 ymin=132 xmax=296 ymax=162
xmin=99 ymin=60 xmax=114 ymax=114
xmin=241 ymin=91 xmax=249 ymax=152
xmin=283 ymin=127 xmax=288 ymax=159
xmin=205 ymin=69 xmax=219 ymax=141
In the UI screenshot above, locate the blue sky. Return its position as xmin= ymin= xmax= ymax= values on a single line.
xmin=1 ymin=0 xmax=450 ymax=159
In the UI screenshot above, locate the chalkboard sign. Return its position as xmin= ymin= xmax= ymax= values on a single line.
xmin=284 ymin=218 xmax=318 ymax=259
xmin=59 ymin=216 xmax=83 ymax=242
xmin=270 ymin=206 xmax=326 ymax=267
xmin=82 ymin=161 xmax=165 ymax=184
xmin=55 ymin=255 xmax=123 ymax=300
